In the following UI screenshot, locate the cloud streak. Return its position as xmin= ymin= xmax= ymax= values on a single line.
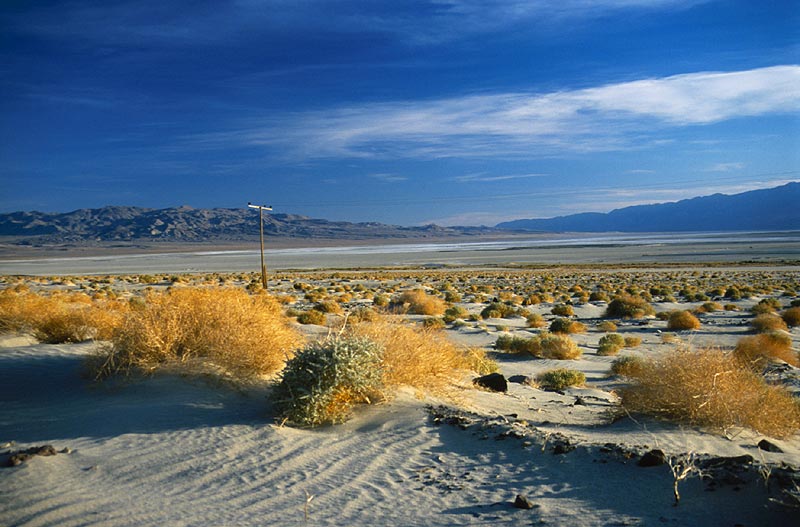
xmin=210 ymin=65 xmax=800 ymax=159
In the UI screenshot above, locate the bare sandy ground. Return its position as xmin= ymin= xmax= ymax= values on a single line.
xmin=2 ymin=268 xmax=800 ymax=526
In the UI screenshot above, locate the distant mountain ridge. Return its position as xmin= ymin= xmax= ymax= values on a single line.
xmin=496 ymin=182 xmax=800 ymax=232
xmin=0 ymin=205 xmax=492 ymax=245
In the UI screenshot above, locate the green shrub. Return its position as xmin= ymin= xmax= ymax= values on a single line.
xmin=272 ymin=336 xmax=384 ymax=426
xmin=480 ymin=302 xmax=520 ymax=319
xmin=494 ymin=334 xmax=536 ymax=354
xmin=751 ymin=298 xmax=782 ymax=315
xmin=597 ymin=333 xmax=625 ymax=356
xmin=536 ymin=369 xmax=586 ymax=390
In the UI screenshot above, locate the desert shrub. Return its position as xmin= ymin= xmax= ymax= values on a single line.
xmin=0 ymin=289 xmax=126 ymax=343
xmin=620 ymin=347 xmax=800 ymax=438
xmin=751 ymin=313 xmax=788 ymax=333
xmin=444 ymin=291 xmax=462 ymax=303
xmin=667 ymin=310 xmax=701 ymax=331
xmin=781 ymin=307 xmax=800 ymax=327
xmin=589 ymin=291 xmax=610 ymax=302
xmin=389 ymin=289 xmax=446 ymax=316
xmin=536 ymin=368 xmax=586 ymax=390
xmin=549 ymin=317 xmax=586 ymax=334
xmin=480 ymin=302 xmax=520 ymax=319
xmin=597 ymin=333 xmax=625 ymax=356
xmin=733 ymin=333 xmax=797 ymax=368
xmin=525 ymin=313 xmax=546 ymax=328
xmin=610 ymin=355 xmax=645 ymax=377
xmin=422 ymin=317 xmax=446 ymax=330
xmin=494 ymin=334 xmax=538 ymax=354
xmin=443 ymin=305 xmax=468 ymax=323
xmin=372 ymin=294 xmax=390 ymax=307
xmin=272 ymin=336 xmax=384 ymax=426
xmin=551 ymin=304 xmax=574 ymax=317
xmin=297 ymin=309 xmax=327 ymax=325
xmin=596 ymin=320 xmax=618 ymax=332
xmin=314 ymin=300 xmax=343 ymax=314
xmin=723 ymin=304 xmax=739 ymax=311
xmin=605 ymin=294 xmax=655 ymax=319
xmin=348 ymin=307 xmax=381 ymax=323
xmin=655 ymin=311 xmax=671 ymax=321
xmin=623 ymin=336 xmax=642 ymax=348
xmin=751 ymin=298 xmax=782 ymax=315
xmin=696 ymin=302 xmax=723 ymax=313
xmin=351 ymin=320 xmax=496 ymax=390
xmin=93 ymin=288 xmax=302 ymax=379
xmin=536 ymin=333 xmax=582 ymax=360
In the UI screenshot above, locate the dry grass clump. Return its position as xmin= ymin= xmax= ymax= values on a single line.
xmin=93 ymin=288 xmax=302 ymax=379
xmin=623 ymin=336 xmax=642 ymax=348
xmin=667 ymin=310 xmax=701 ymax=331
xmin=533 ymin=333 xmax=582 ymax=360
xmin=0 ymin=289 xmax=127 ymax=343
xmin=610 ymin=355 xmax=646 ymax=377
xmin=536 ymin=368 xmax=586 ymax=390
xmin=733 ymin=333 xmax=797 ymax=368
xmin=351 ymin=319 xmax=496 ymax=392
xmin=596 ymin=320 xmax=618 ymax=332
xmin=620 ymin=347 xmax=800 ymax=438
xmin=389 ymin=289 xmax=446 ymax=316
xmin=751 ymin=298 xmax=782 ymax=315
xmin=695 ymin=301 xmax=723 ymax=313
xmin=751 ymin=313 xmax=788 ymax=333
xmin=297 ymin=309 xmax=327 ymax=325
xmin=551 ymin=304 xmax=575 ymax=316
xmin=781 ymin=307 xmax=800 ymax=327
xmin=495 ymin=334 xmax=537 ymax=354
xmin=480 ymin=302 xmax=522 ymax=319
xmin=605 ymin=294 xmax=655 ymax=319
xmin=549 ymin=317 xmax=587 ymax=334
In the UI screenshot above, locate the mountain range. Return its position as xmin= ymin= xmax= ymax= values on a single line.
xmin=0 ymin=183 xmax=796 ymax=247
xmin=0 ymin=205 xmax=491 ymax=246
xmin=496 ymin=182 xmax=799 ymax=232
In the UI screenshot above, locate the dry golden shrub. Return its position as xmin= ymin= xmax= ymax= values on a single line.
xmin=667 ymin=310 xmax=701 ymax=331
xmin=733 ymin=333 xmax=797 ymax=368
xmin=620 ymin=347 xmax=800 ymax=438
xmin=350 ymin=319 xmax=496 ymax=392
xmin=781 ymin=307 xmax=800 ymax=327
xmin=597 ymin=320 xmax=618 ymax=332
xmin=751 ymin=313 xmax=788 ymax=333
xmin=0 ymin=289 xmax=127 ymax=343
xmin=534 ymin=333 xmax=582 ymax=360
xmin=94 ymin=288 xmax=302 ymax=379
xmin=388 ymin=289 xmax=446 ymax=316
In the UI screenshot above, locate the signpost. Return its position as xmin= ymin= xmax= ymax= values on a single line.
xmin=248 ymin=202 xmax=273 ymax=290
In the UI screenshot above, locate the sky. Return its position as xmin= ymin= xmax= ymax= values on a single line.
xmin=1 ymin=0 xmax=798 ymax=226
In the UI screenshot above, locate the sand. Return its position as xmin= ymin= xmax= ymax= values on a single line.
xmin=2 ymin=268 xmax=800 ymax=526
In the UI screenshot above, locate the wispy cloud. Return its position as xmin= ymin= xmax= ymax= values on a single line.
xmin=705 ymin=162 xmax=745 ymax=172
xmin=201 ymin=65 xmax=800 ymax=159
xmin=452 ymin=173 xmax=548 ymax=182
xmin=626 ymin=169 xmax=656 ymax=174
xmin=368 ymin=173 xmax=408 ymax=182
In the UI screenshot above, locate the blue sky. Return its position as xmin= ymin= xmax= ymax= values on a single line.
xmin=1 ymin=1 xmax=798 ymax=226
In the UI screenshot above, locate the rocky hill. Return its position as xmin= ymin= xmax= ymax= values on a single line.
xmin=496 ymin=182 xmax=800 ymax=232
xmin=0 ymin=205 xmax=492 ymax=246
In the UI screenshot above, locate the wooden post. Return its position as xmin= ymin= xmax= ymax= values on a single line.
xmin=248 ymin=202 xmax=273 ymax=290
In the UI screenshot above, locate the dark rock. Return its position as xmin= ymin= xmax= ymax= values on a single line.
xmin=553 ymin=442 xmax=575 ymax=455
xmin=513 ymin=494 xmax=536 ymax=509
xmin=4 ymin=445 xmax=60 ymax=467
xmin=507 ymin=375 xmax=530 ymax=385
xmin=473 ymin=373 xmax=508 ymax=392
xmin=638 ymin=449 xmax=667 ymax=467
xmin=573 ymin=396 xmax=586 ymax=406
xmin=757 ymin=439 xmax=783 ymax=453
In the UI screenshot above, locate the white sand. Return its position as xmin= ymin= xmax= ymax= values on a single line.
xmin=2 ymin=324 xmax=799 ymax=526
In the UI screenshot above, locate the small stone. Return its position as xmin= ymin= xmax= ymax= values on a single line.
xmin=513 ymin=494 xmax=536 ymax=509
xmin=473 ymin=373 xmax=508 ymax=392
xmin=638 ymin=449 xmax=667 ymax=467
xmin=757 ymin=439 xmax=783 ymax=453
xmin=573 ymin=396 xmax=586 ymax=406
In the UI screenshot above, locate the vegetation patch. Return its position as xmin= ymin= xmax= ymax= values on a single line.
xmin=605 ymin=294 xmax=655 ymax=319
xmin=620 ymin=347 xmax=800 ymax=438
xmin=536 ymin=368 xmax=586 ymax=390
xmin=666 ymin=310 xmax=701 ymax=331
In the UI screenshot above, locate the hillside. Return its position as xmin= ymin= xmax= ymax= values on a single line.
xmin=0 ymin=206 xmax=492 ymax=246
xmin=496 ymin=182 xmax=800 ymax=232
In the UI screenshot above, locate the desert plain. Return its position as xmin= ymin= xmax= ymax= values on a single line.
xmin=1 ymin=234 xmax=800 ymax=526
